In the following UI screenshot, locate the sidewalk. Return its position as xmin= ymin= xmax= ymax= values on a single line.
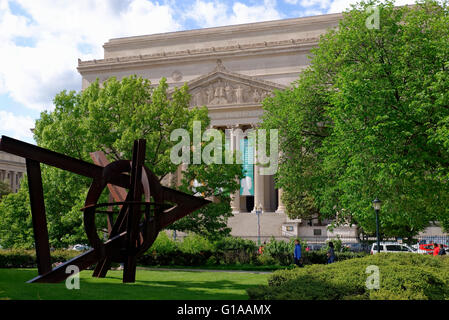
xmin=136 ymin=266 xmax=273 ymax=274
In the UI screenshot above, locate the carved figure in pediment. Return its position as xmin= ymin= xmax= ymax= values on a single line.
xmin=235 ymin=85 xmax=244 ymax=103
xmin=206 ymin=87 xmax=214 ymax=104
xmin=192 ymin=90 xmax=205 ymax=106
xmin=225 ymin=83 xmax=234 ymax=103
xmin=211 ymin=80 xmax=227 ymax=105
xmin=252 ymin=89 xmax=261 ymax=103
xmin=260 ymin=90 xmax=270 ymax=100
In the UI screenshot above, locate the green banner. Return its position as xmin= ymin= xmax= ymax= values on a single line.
xmin=240 ymin=138 xmax=254 ymax=196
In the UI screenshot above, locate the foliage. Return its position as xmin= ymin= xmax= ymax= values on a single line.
xmin=148 ymin=231 xmax=178 ymax=255
xmin=261 ymin=0 xmax=449 ymax=237
xmin=0 ymin=233 xmax=366 ymax=268
xmin=213 ymin=236 xmax=258 ymax=252
xmin=0 ymin=75 xmax=242 ymax=248
xmin=0 ymin=180 xmax=11 ymax=201
xmin=0 ymin=249 xmax=80 ymax=268
xmin=176 ymin=233 xmax=215 ymax=254
xmin=320 ymin=237 xmax=348 ymax=253
xmin=248 ymin=253 xmax=449 ymax=300
xmin=0 ymin=180 xmax=34 ymax=248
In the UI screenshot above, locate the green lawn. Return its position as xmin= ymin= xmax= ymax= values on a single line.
xmin=0 ymin=268 xmax=270 ymax=300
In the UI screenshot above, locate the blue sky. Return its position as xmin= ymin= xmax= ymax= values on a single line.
xmin=0 ymin=0 xmax=414 ymax=144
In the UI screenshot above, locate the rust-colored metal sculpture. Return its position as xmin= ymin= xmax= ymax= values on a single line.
xmin=0 ymin=136 xmax=210 ymax=283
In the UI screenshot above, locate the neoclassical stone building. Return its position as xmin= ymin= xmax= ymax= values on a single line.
xmin=77 ymin=12 xmax=360 ymax=241
xmin=0 ymin=151 xmax=26 ymax=193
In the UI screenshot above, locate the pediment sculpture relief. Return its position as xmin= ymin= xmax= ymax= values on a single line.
xmin=190 ymin=79 xmax=272 ymax=107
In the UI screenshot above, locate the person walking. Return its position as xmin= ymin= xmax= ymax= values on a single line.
xmin=294 ymin=239 xmax=302 ymax=267
xmin=327 ymin=241 xmax=335 ymax=264
xmin=438 ymin=244 xmax=446 ymax=256
xmin=258 ymin=241 xmax=266 ymax=255
xmin=433 ymin=243 xmax=439 ymax=256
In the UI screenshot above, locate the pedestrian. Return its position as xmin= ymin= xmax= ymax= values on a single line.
xmin=327 ymin=241 xmax=335 ymax=264
xmin=258 ymin=241 xmax=266 ymax=255
xmin=433 ymin=243 xmax=440 ymax=256
xmin=438 ymin=244 xmax=446 ymax=256
xmin=294 ymin=239 xmax=303 ymax=267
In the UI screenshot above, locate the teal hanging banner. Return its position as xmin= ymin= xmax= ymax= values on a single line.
xmin=240 ymin=138 xmax=254 ymax=196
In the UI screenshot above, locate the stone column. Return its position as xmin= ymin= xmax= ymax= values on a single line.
xmin=230 ymin=125 xmax=241 ymax=214
xmin=10 ymin=171 xmax=16 ymax=193
xmin=276 ymin=188 xmax=286 ymax=214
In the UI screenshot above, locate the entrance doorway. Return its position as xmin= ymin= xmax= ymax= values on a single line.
xmin=246 ymin=195 xmax=254 ymax=212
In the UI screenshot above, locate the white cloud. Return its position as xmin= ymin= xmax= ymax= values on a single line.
xmin=185 ymin=0 xmax=282 ymax=28
xmin=327 ymin=0 xmax=416 ymax=14
xmin=0 ymin=0 xmax=182 ymax=112
xmin=284 ymin=0 xmax=299 ymax=4
xmin=301 ymin=0 xmax=331 ymax=9
xmin=327 ymin=0 xmax=359 ymax=13
xmin=0 ymin=110 xmax=35 ymax=141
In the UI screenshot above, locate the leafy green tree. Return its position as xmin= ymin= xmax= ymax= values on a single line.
xmin=262 ymin=0 xmax=449 ymax=238
xmin=0 ymin=75 xmax=242 ymax=248
xmin=0 ymin=180 xmax=11 ymax=201
xmin=0 ymin=179 xmax=34 ymax=248
xmin=172 ymin=135 xmax=243 ymax=240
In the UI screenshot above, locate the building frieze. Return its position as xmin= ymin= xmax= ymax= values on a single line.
xmin=77 ymin=37 xmax=319 ymax=73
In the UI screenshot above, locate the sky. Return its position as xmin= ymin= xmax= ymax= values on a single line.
xmin=0 ymin=0 xmax=416 ymax=144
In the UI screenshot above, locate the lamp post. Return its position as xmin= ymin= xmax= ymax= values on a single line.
xmin=372 ymin=198 xmax=382 ymax=253
xmin=255 ymin=202 xmax=262 ymax=246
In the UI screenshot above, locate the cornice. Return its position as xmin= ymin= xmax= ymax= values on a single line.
xmin=77 ymin=37 xmax=319 ymax=74
xmin=103 ymin=13 xmax=342 ymax=49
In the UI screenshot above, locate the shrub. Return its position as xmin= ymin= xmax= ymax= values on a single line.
xmin=214 ymin=237 xmax=257 ymax=253
xmin=248 ymin=253 xmax=449 ymax=300
xmin=177 ymin=233 xmax=214 ymax=254
xmin=149 ymin=232 xmax=177 ymax=255
xmin=257 ymin=254 xmax=277 ymax=266
xmin=0 ymin=249 xmax=81 ymax=268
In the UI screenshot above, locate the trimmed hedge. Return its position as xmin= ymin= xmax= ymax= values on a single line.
xmin=247 ymin=253 xmax=449 ymax=300
xmin=0 ymin=234 xmax=368 ymax=268
xmin=0 ymin=249 xmax=80 ymax=268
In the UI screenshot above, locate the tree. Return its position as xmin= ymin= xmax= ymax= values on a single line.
xmin=262 ymin=0 xmax=449 ymax=238
xmin=0 ymin=179 xmax=34 ymax=248
xmin=171 ymin=137 xmax=243 ymax=240
xmin=0 ymin=180 xmax=11 ymax=201
xmin=0 ymin=75 xmax=242 ymax=248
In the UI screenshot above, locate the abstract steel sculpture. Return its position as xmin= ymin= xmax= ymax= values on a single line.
xmin=0 ymin=136 xmax=210 ymax=283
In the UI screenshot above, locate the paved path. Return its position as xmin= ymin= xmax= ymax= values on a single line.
xmin=136 ymin=267 xmax=273 ymax=274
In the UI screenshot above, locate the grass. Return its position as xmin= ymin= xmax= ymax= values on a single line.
xmin=0 ymin=268 xmax=270 ymax=300
xmin=142 ymin=264 xmax=287 ymax=272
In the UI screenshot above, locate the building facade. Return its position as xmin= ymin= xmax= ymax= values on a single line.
xmin=77 ymin=12 xmax=362 ymax=241
xmin=0 ymin=151 xmax=26 ymax=193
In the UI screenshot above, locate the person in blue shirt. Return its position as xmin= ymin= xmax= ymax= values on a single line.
xmin=294 ymin=239 xmax=302 ymax=267
xmin=327 ymin=241 xmax=335 ymax=264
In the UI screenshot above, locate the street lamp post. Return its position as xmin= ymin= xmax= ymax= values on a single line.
xmin=255 ymin=202 xmax=262 ymax=246
xmin=372 ymin=198 xmax=382 ymax=253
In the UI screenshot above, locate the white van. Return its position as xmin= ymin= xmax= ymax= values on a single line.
xmin=370 ymin=242 xmax=417 ymax=254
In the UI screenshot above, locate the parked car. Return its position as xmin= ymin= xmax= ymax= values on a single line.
xmin=306 ymin=244 xmax=324 ymax=251
xmin=71 ymin=244 xmax=91 ymax=251
xmin=370 ymin=242 xmax=417 ymax=254
xmin=343 ymin=243 xmax=371 ymax=253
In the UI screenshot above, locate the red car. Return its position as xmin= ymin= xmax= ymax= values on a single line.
xmin=418 ymin=243 xmax=448 ymax=255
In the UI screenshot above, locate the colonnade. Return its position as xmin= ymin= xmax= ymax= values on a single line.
xmin=0 ymin=169 xmax=24 ymax=193
xmin=228 ymin=124 xmax=285 ymax=214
